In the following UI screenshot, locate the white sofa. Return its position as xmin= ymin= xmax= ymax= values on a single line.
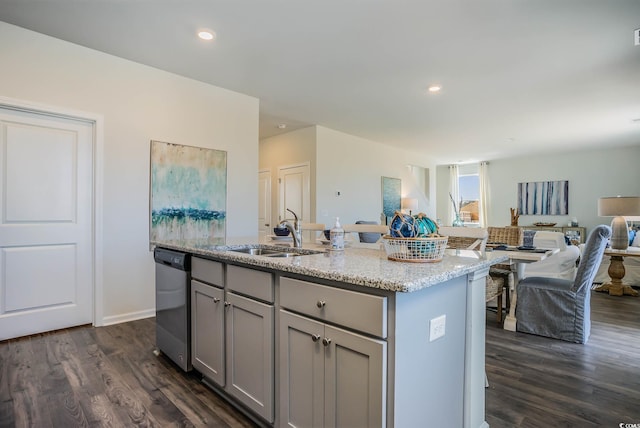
xmin=522 ymin=231 xmax=581 ymax=281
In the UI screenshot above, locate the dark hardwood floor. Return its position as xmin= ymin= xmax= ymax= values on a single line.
xmin=1 ymin=290 xmax=639 ymax=427
xmin=486 ymin=290 xmax=640 ymax=427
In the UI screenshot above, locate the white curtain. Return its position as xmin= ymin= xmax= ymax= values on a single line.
xmin=449 ymin=164 xmax=459 ymax=225
xmin=479 ymin=161 xmax=489 ymax=227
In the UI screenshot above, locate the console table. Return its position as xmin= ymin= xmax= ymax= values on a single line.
xmin=521 ymin=225 xmax=587 ymax=245
xmin=594 ymin=249 xmax=640 ymax=296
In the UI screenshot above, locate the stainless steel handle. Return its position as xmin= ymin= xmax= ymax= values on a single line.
xmin=311 ymin=334 xmax=321 ymax=342
xmin=322 ymin=337 xmax=331 ymax=347
xmin=317 ymin=300 xmax=326 ymax=308
xmin=213 ymin=297 xmax=220 ymax=303
xmin=224 ymin=301 xmax=231 ymax=307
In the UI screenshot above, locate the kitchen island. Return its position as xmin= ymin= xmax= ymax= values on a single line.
xmin=152 ymin=238 xmax=507 ymax=428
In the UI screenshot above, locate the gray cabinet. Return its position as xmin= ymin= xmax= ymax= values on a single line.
xmin=191 ymin=258 xmax=275 ymax=424
xmin=279 ymin=276 xmax=387 ymax=428
xmin=191 ymin=279 xmax=225 ymax=386
xmin=279 ymin=310 xmax=386 ymax=428
xmin=226 ymin=291 xmax=274 ymax=422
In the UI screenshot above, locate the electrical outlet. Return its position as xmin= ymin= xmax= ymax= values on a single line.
xmin=429 ymin=314 xmax=446 ymax=342
xmin=635 ymin=29 xmax=640 ymax=46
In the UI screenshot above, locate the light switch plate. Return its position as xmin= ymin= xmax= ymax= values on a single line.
xmin=635 ymin=28 xmax=640 ymax=46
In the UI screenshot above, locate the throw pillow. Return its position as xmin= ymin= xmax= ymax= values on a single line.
xmin=632 ymin=231 xmax=640 ymax=247
xmin=630 ymin=229 xmax=637 ymax=246
xmin=523 ymin=230 xmax=536 ymax=247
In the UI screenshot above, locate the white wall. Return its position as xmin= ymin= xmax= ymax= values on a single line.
xmin=0 ymin=22 xmax=259 ymax=324
xmin=437 ymin=145 xmax=640 ymax=233
xmin=315 ymin=126 xmax=436 ymax=226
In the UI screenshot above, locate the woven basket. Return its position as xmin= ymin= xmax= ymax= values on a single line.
xmin=487 ymin=226 xmax=523 ymax=246
xmin=382 ymin=235 xmax=448 ymax=263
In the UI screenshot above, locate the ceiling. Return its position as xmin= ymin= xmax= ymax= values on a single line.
xmin=1 ymin=0 xmax=639 ymax=164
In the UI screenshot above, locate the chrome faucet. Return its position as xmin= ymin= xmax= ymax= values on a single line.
xmin=279 ymin=208 xmax=302 ymax=248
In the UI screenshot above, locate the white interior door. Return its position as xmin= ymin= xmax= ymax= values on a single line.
xmin=0 ymin=107 xmax=94 ymax=340
xmin=278 ymin=163 xmax=310 ymax=223
xmin=258 ymin=170 xmax=271 ymax=241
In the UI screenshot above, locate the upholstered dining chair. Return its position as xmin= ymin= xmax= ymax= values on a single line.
xmin=300 ymin=222 xmax=326 ymax=242
xmin=515 ymin=224 xmax=611 ymax=344
xmin=343 ymin=223 xmax=388 ymax=243
xmin=439 ymin=226 xmax=512 ymax=325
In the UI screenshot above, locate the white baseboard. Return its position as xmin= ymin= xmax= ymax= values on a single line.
xmin=98 ymin=308 xmax=155 ymax=326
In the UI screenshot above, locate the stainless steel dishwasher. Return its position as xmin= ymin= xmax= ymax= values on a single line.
xmin=154 ymin=247 xmax=191 ymax=371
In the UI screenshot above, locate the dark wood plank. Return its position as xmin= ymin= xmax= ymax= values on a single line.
xmin=486 ymin=290 xmax=640 ymax=427
xmin=3 ymin=289 xmax=638 ymax=427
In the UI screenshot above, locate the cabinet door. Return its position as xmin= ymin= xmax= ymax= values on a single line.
xmin=226 ymin=292 xmax=275 ymax=422
xmin=324 ymin=324 xmax=387 ymax=428
xmin=279 ymin=310 xmax=325 ymax=428
xmin=191 ymin=280 xmax=225 ymax=386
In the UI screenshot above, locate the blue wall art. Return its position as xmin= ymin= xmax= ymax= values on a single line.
xmin=517 ymin=180 xmax=569 ymax=215
xmin=382 ymin=176 xmax=401 ymax=225
xmin=150 ymin=140 xmax=227 ymax=242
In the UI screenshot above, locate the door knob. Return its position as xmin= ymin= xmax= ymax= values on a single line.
xmin=316 ymin=300 xmax=326 ymax=308
xmin=213 ymin=297 xmax=220 ymax=303
xmin=322 ymin=337 xmax=332 ymax=347
xmin=311 ymin=334 xmax=321 ymax=342
xmin=224 ymin=301 xmax=231 ymax=307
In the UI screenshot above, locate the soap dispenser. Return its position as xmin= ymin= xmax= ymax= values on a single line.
xmin=329 ymin=217 xmax=345 ymax=251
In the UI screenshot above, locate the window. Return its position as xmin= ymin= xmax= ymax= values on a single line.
xmin=459 ymin=173 xmax=480 ymax=225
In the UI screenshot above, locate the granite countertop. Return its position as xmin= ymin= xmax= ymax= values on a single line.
xmin=151 ymin=237 xmax=508 ymax=293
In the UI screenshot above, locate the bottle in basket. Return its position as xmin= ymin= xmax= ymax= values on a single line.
xmin=329 ymin=217 xmax=345 ymax=251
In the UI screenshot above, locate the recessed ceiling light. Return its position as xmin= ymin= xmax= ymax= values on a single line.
xmin=198 ymin=30 xmax=216 ymax=41
xmin=277 ymin=124 xmax=287 ymax=129
xmin=427 ymin=85 xmax=441 ymax=93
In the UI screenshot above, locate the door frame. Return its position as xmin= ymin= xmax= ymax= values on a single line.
xmin=0 ymin=96 xmax=104 ymax=327
xmin=258 ymin=168 xmax=271 ymax=241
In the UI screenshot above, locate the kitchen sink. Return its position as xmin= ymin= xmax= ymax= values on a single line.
xmin=231 ymin=247 xmax=284 ymax=256
xmin=265 ymin=252 xmax=298 ymax=258
xmin=229 ymin=246 xmax=323 ymax=257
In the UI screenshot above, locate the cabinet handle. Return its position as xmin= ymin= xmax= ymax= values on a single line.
xmin=322 ymin=337 xmax=331 ymax=347
xmin=311 ymin=334 xmax=321 ymax=342
xmin=224 ymin=301 xmax=231 ymax=307
xmin=213 ymin=297 xmax=220 ymax=303
xmin=316 ymin=300 xmax=326 ymax=308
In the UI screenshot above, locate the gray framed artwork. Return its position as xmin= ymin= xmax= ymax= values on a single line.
xmin=517 ymin=180 xmax=568 ymax=215
xmin=382 ymin=176 xmax=401 ymax=224
xmin=150 ymin=140 xmax=227 ymax=243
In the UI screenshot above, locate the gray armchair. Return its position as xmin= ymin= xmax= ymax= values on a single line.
xmin=515 ymin=225 xmax=611 ymax=344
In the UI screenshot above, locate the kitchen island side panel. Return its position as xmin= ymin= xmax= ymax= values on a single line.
xmin=392 ymin=275 xmax=467 ymax=428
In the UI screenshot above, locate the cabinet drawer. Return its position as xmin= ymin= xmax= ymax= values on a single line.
xmin=280 ymin=277 xmax=387 ymax=338
xmin=191 ymin=257 xmax=224 ymax=288
xmin=227 ymin=265 xmax=274 ymax=303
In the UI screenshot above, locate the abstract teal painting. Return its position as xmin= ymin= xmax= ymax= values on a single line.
xmin=150 ymin=140 xmax=227 ymax=242
xmin=381 ymin=176 xmax=401 ymax=225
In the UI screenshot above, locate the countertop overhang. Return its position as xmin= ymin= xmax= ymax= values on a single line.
xmin=151 ymin=237 xmax=509 ymax=293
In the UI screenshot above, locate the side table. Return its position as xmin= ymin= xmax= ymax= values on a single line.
xmin=594 ymin=249 xmax=640 ymax=296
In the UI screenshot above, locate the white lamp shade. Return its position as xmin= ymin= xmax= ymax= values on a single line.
xmin=401 ymin=198 xmax=418 ymax=211
xmin=598 ymin=196 xmax=640 ymax=216
xmin=598 ymin=196 xmax=640 ymax=250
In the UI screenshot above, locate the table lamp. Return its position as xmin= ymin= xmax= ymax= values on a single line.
xmin=401 ymin=198 xmax=418 ymax=216
xmin=597 ymin=196 xmax=640 ymax=250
